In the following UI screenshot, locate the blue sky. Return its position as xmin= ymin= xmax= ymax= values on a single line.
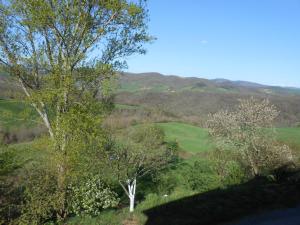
xmin=126 ymin=0 xmax=300 ymax=87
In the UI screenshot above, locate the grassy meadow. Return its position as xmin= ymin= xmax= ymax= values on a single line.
xmin=157 ymin=122 xmax=300 ymax=154
xmin=157 ymin=122 xmax=215 ymax=153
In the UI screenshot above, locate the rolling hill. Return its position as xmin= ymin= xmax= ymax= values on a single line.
xmin=1 ymin=71 xmax=300 ymax=128
xmin=115 ymin=72 xmax=300 ymax=127
xmin=118 ymin=72 xmax=300 ymax=95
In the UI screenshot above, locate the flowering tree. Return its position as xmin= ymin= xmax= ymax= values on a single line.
xmin=207 ymin=97 xmax=293 ymax=176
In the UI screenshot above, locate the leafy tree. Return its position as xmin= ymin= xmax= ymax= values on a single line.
xmin=207 ymin=97 xmax=293 ymax=177
xmin=0 ymin=0 xmax=152 ymax=219
xmin=108 ymin=125 xmax=175 ymax=212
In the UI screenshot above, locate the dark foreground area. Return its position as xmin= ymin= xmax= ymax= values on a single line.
xmin=229 ymin=205 xmax=300 ymax=225
xmin=143 ymin=169 xmax=300 ymax=225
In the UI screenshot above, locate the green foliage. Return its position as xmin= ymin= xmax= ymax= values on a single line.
xmin=18 ymin=165 xmax=60 ymax=225
xmin=68 ymin=175 xmax=119 ymax=216
xmin=155 ymin=170 xmax=179 ymax=195
xmin=130 ymin=124 xmax=165 ymax=147
xmin=65 ymin=208 xmax=140 ymax=225
xmin=136 ymin=188 xmax=195 ymax=212
xmin=222 ymin=161 xmax=247 ymax=186
xmin=0 ymin=0 xmax=152 ymax=219
xmin=166 ymin=140 xmax=179 ymax=153
xmin=0 ymin=145 xmax=23 ymax=225
xmin=111 ymin=124 xmax=174 ymax=183
xmin=185 ymin=160 xmax=221 ymax=192
xmin=0 ymin=145 xmax=20 ymax=175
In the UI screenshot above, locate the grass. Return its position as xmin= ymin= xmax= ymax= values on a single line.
xmin=276 ymin=127 xmax=300 ymax=151
xmin=0 ymin=99 xmax=38 ymax=128
xmin=115 ymin=103 xmax=141 ymax=110
xmin=157 ymin=122 xmax=300 ymax=154
xmin=157 ymin=122 xmax=215 ymax=153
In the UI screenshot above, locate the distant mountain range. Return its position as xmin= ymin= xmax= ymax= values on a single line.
xmin=118 ymin=72 xmax=300 ymax=95
xmin=1 ymin=71 xmax=300 ymax=126
xmin=115 ymin=72 xmax=300 ymax=126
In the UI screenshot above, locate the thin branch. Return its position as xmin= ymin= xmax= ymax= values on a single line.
xmin=118 ymin=180 xmax=129 ymax=197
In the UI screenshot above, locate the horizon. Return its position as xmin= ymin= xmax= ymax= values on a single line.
xmin=125 ymin=0 xmax=300 ymax=88
xmin=126 ymin=71 xmax=300 ymax=89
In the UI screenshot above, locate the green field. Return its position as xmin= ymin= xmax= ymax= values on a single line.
xmin=157 ymin=122 xmax=215 ymax=153
xmin=277 ymin=127 xmax=300 ymax=151
xmin=157 ymin=122 xmax=300 ymax=154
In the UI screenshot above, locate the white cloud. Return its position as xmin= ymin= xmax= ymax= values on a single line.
xmin=200 ymin=40 xmax=208 ymax=45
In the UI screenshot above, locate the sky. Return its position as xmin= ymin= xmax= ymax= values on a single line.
xmin=126 ymin=0 xmax=300 ymax=87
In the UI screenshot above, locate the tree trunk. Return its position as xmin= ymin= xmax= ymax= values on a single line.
xmin=127 ymin=178 xmax=136 ymax=213
xmin=129 ymin=195 xmax=135 ymax=213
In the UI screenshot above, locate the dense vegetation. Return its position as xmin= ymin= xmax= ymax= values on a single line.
xmin=0 ymin=1 xmax=300 ymax=225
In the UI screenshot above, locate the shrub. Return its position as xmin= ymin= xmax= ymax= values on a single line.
xmin=156 ymin=170 xmax=179 ymax=195
xmin=222 ymin=161 xmax=246 ymax=186
xmin=68 ymin=175 xmax=119 ymax=216
xmin=209 ymin=149 xmax=247 ymax=186
xmin=0 ymin=146 xmax=23 ymax=224
xmin=185 ymin=160 xmax=221 ymax=192
xmin=18 ymin=166 xmax=60 ymax=225
xmin=129 ymin=124 xmax=165 ymax=147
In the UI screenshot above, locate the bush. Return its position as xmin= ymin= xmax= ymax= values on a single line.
xmin=185 ymin=160 xmax=221 ymax=192
xmin=222 ymin=161 xmax=246 ymax=186
xmin=18 ymin=166 xmax=60 ymax=225
xmin=156 ymin=170 xmax=179 ymax=195
xmin=130 ymin=124 xmax=165 ymax=147
xmin=208 ymin=149 xmax=247 ymax=186
xmin=68 ymin=175 xmax=119 ymax=216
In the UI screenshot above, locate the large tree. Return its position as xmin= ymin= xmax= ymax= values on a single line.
xmin=0 ymin=0 xmax=151 ymax=218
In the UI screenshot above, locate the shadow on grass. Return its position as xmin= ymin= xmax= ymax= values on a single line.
xmin=143 ymin=169 xmax=300 ymax=225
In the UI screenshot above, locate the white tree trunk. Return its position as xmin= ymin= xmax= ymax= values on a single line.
xmin=127 ymin=178 xmax=136 ymax=213
xmin=129 ymin=194 xmax=135 ymax=212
